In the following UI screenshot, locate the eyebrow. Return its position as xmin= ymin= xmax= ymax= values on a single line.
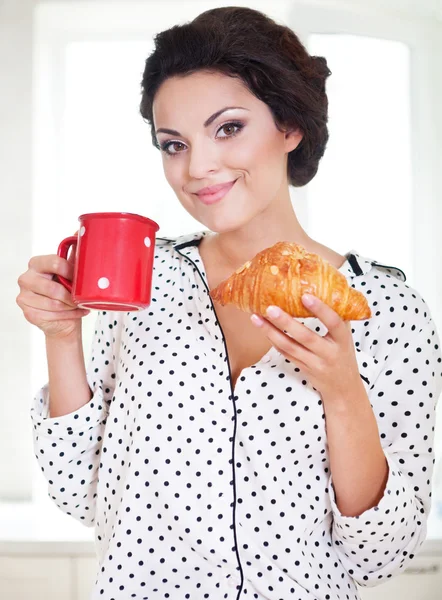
xmin=155 ymin=106 xmax=250 ymax=137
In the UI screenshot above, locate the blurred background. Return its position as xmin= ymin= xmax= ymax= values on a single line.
xmin=1 ymin=0 xmax=442 ymax=598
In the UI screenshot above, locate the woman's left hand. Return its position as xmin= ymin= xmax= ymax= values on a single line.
xmin=250 ymin=293 xmax=363 ymax=400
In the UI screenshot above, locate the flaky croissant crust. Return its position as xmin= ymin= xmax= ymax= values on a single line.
xmin=209 ymin=242 xmax=372 ymax=321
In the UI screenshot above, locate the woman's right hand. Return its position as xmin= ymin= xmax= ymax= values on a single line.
xmin=16 ymin=245 xmax=90 ymax=340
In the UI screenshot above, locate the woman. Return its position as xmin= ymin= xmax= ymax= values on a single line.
xmin=17 ymin=7 xmax=442 ymax=600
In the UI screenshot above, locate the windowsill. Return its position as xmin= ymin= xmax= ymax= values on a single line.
xmin=0 ymin=501 xmax=95 ymax=555
xmin=1 ymin=500 xmax=442 ymax=556
xmin=426 ymin=504 xmax=442 ymax=553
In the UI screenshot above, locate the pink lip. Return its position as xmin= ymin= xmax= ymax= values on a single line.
xmin=196 ymin=179 xmax=237 ymax=205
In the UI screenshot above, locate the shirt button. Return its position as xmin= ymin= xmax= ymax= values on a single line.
xmin=228 ymin=576 xmax=240 ymax=588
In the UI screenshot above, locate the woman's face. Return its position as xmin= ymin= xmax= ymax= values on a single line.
xmin=152 ymin=70 xmax=302 ymax=233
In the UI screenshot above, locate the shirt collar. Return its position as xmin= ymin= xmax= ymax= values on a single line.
xmin=166 ymin=231 xmax=405 ymax=282
xmin=169 ymin=230 xmax=212 ymax=250
xmin=342 ymin=250 xmax=406 ymax=281
xmin=339 ymin=250 xmax=374 ymax=279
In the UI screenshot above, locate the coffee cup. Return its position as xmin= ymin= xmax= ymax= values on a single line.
xmin=54 ymin=212 xmax=160 ymax=311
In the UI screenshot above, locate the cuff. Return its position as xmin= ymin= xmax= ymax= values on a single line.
xmin=330 ymin=451 xmax=415 ymax=544
xmin=30 ymin=374 xmax=109 ymax=436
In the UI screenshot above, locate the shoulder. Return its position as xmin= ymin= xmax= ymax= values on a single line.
xmin=154 ymin=230 xmax=207 ymax=255
xmin=353 ymin=253 xmax=431 ymax=324
xmin=152 ymin=230 xmax=209 ymax=271
xmin=346 ymin=254 xmax=441 ymax=391
xmin=154 ymin=235 xmax=177 ymax=256
xmin=149 ymin=230 xmax=209 ymax=290
xmin=348 ymin=252 xmax=436 ymax=356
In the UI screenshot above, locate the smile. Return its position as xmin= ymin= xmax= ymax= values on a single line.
xmin=196 ymin=179 xmax=238 ymax=205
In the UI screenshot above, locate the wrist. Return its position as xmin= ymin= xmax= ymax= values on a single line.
xmin=45 ymin=326 xmax=83 ymax=348
xmin=321 ymin=379 xmax=369 ymax=415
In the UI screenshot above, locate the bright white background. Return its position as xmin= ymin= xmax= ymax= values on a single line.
xmin=1 ymin=0 xmax=442 ymax=531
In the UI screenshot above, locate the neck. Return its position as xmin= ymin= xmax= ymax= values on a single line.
xmin=200 ymin=191 xmax=348 ymax=273
xmin=202 ymin=193 xmax=315 ymax=271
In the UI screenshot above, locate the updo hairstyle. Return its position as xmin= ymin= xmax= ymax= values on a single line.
xmin=140 ymin=6 xmax=332 ymax=187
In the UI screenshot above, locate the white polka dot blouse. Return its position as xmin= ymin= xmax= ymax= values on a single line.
xmin=32 ymin=230 xmax=442 ymax=600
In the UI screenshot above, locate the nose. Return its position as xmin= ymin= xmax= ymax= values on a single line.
xmin=187 ymin=137 xmax=220 ymax=179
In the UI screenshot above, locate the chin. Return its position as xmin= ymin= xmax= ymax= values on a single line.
xmin=197 ymin=215 xmax=250 ymax=235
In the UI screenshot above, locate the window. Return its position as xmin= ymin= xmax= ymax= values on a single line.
xmin=306 ymin=34 xmax=413 ymax=279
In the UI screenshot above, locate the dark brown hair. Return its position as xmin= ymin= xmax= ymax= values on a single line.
xmin=140 ymin=6 xmax=331 ymax=187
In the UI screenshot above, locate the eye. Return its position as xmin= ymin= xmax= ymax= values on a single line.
xmin=160 ymin=141 xmax=186 ymax=156
xmin=217 ymin=121 xmax=244 ymax=138
xmin=160 ymin=120 xmax=244 ymax=156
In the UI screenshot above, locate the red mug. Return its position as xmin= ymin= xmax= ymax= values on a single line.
xmin=55 ymin=212 xmax=160 ymax=311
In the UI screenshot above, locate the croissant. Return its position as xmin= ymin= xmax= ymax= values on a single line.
xmin=209 ymin=242 xmax=371 ymax=321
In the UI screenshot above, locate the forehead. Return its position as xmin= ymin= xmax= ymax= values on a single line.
xmin=152 ymin=71 xmax=255 ymax=125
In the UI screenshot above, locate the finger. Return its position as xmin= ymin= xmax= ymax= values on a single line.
xmin=28 ymin=255 xmax=75 ymax=282
xmin=301 ymin=294 xmax=346 ymax=341
xmin=262 ymin=305 xmax=323 ymax=353
xmin=18 ymin=272 xmax=77 ymax=308
xmin=274 ymin=345 xmax=309 ymax=372
xmin=21 ymin=304 xmax=90 ymax=325
xmin=250 ymin=313 xmax=314 ymax=364
xmin=18 ymin=288 xmax=77 ymax=313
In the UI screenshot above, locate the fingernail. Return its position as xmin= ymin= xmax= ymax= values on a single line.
xmin=250 ymin=314 xmax=264 ymax=327
xmin=266 ymin=305 xmax=280 ymax=318
xmin=302 ymin=293 xmax=315 ymax=307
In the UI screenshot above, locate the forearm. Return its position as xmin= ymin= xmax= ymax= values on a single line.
xmin=32 ymin=375 xmax=104 ymax=526
xmin=46 ymin=327 xmax=92 ymax=418
xmin=323 ymin=382 xmax=389 ymax=517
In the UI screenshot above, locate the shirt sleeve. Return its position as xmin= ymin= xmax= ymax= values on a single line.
xmin=30 ymin=310 xmax=122 ymax=526
xmin=329 ymin=298 xmax=442 ymax=587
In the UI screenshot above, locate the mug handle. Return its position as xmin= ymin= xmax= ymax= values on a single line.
xmin=55 ymin=235 xmax=78 ymax=293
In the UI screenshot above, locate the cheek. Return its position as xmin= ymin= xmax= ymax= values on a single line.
xmin=162 ymin=162 xmax=196 ymax=211
xmin=235 ymin=133 xmax=283 ymax=176
xmin=236 ymin=145 xmax=283 ymax=203
xmin=162 ymin=160 xmax=183 ymax=190
xmin=232 ymin=135 xmax=263 ymax=170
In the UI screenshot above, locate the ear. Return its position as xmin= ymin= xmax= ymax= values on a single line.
xmin=284 ymin=128 xmax=303 ymax=153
